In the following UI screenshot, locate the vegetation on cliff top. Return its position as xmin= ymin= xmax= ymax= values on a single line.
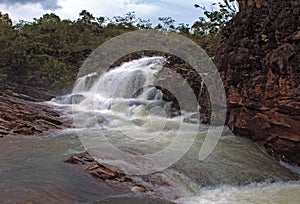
xmin=0 ymin=1 xmax=236 ymax=93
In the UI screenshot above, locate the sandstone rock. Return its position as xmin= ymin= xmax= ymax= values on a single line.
xmin=0 ymin=91 xmax=69 ymax=137
xmin=65 ymin=152 xmax=150 ymax=191
xmin=216 ymin=0 xmax=300 ymax=165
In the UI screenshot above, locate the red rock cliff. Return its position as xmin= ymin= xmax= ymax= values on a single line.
xmin=216 ymin=0 xmax=300 ymax=164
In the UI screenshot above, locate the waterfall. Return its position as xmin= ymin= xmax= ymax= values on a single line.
xmin=72 ymin=72 xmax=98 ymax=94
xmin=51 ymin=56 xmax=300 ymax=204
xmin=64 ymin=57 xmax=174 ymax=118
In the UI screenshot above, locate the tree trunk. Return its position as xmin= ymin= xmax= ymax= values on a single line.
xmin=216 ymin=0 xmax=300 ymax=165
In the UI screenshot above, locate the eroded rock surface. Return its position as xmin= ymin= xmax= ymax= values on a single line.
xmin=216 ymin=0 xmax=300 ymax=164
xmin=0 ymin=91 xmax=69 ymax=137
xmin=65 ymin=152 xmax=148 ymax=192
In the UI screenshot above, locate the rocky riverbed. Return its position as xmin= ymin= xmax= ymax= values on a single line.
xmin=0 ymin=72 xmax=299 ymax=204
xmin=0 ymin=90 xmax=70 ymax=137
xmin=0 ymin=87 xmax=173 ymax=199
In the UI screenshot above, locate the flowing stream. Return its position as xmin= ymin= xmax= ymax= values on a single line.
xmin=1 ymin=57 xmax=299 ymax=203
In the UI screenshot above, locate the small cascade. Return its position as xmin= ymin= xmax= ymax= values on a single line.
xmin=73 ymin=72 xmax=98 ymax=94
xmin=57 ymin=57 xmax=176 ymax=118
xmin=87 ymin=57 xmax=164 ymax=99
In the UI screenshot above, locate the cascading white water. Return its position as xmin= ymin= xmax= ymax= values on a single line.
xmin=70 ymin=57 xmax=170 ymax=118
xmin=52 ymin=57 xmax=300 ymax=204
xmin=72 ymin=72 xmax=98 ymax=94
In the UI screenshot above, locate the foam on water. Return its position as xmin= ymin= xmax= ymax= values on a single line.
xmin=176 ymin=181 xmax=300 ymax=204
xmin=52 ymin=56 xmax=300 ymax=203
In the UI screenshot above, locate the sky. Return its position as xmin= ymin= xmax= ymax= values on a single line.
xmin=0 ymin=0 xmax=220 ymax=25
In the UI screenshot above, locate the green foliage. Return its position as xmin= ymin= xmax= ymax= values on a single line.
xmin=157 ymin=17 xmax=176 ymax=31
xmin=193 ymin=0 xmax=237 ymax=34
xmin=191 ymin=0 xmax=237 ymax=56
xmin=0 ymin=5 xmax=236 ymax=91
xmin=78 ymin=10 xmax=95 ymax=25
xmin=261 ymin=34 xmax=269 ymax=43
xmin=0 ymin=12 xmax=12 ymax=26
xmin=0 ymin=11 xmax=135 ymax=91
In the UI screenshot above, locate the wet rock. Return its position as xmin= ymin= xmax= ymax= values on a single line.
xmin=216 ymin=0 xmax=300 ymax=165
xmin=0 ymin=91 xmax=69 ymax=137
xmin=65 ymin=152 xmax=150 ymax=192
xmin=55 ymin=94 xmax=85 ymax=104
xmin=156 ymin=64 xmax=212 ymax=122
xmin=1 ymin=82 xmax=59 ymax=101
xmin=109 ymin=53 xmax=213 ymax=122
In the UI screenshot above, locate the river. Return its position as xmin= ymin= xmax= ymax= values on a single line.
xmin=1 ymin=57 xmax=299 ymax=203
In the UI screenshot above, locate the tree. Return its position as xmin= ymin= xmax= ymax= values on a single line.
xmin=190 ymin=0 xmax=238 ymax=56
xmin=0 ymin=7 xmax=237 ymax=90
xmin=111 ymin=12 xmax=137 ymax=28
xmin=136 ymin=18 xmax=152 ymax=29
xmin=78 ymin=10 xmax=95 ymax=25
xmin=0 ymin=12 xmax=12 ymax=26
xmin=37 ymin=13 xmax=61 ymax=24
xmin=176 ymin=23 xmax=190 ymax=35
xmin=97 ymin=16 xmax=105 ymax=27
xmin=158 ymin=17 xmax=175 ymax=31
xmin=193 ymin=0 xmax=238 ymax=34
xmin=0 ymin=12 xmax=19 ymax=82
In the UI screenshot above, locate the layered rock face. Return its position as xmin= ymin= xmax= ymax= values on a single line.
xmin=216 ymin=0 xmax=300 ymax=164
xmin=0 ymin=91 xmax=69 ymax=137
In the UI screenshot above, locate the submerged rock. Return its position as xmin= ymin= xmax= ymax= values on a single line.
xmin=65 ymin=152 xmax=149 ymax=193
xmin=54 ymin=94 xmax=85 ymax=104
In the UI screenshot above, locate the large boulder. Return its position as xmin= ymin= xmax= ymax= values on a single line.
xmin=216 ymin=0 xmax=300 ymax=164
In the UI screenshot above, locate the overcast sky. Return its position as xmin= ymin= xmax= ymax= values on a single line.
xmin=0 ymin=0 xmax=220 ymax=25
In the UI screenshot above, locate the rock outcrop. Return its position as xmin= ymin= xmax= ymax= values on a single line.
xmin=216 ymin=0 xmax=300 ymax=164
xmin=0 ymin=91 xmax=69 ymax=137
xmin=65 ymin=152 xmax=148 ymax=192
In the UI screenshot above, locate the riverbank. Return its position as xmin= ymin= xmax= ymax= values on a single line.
xmin=0 ymin=88 xmax=70 ymax=137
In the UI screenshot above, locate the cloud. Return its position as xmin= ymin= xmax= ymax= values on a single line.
xmin=0 ymin=0 xmax=60 ymax=9
xmin=0 ymin=2 xmax=51 ymax=22
xmin=55 ymin=0 xmax=160 ymax=21
xmin=55 ymin=0 xmax=203 ymax=25
xmin=0 ymin=0 xmax=218 ymax=25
